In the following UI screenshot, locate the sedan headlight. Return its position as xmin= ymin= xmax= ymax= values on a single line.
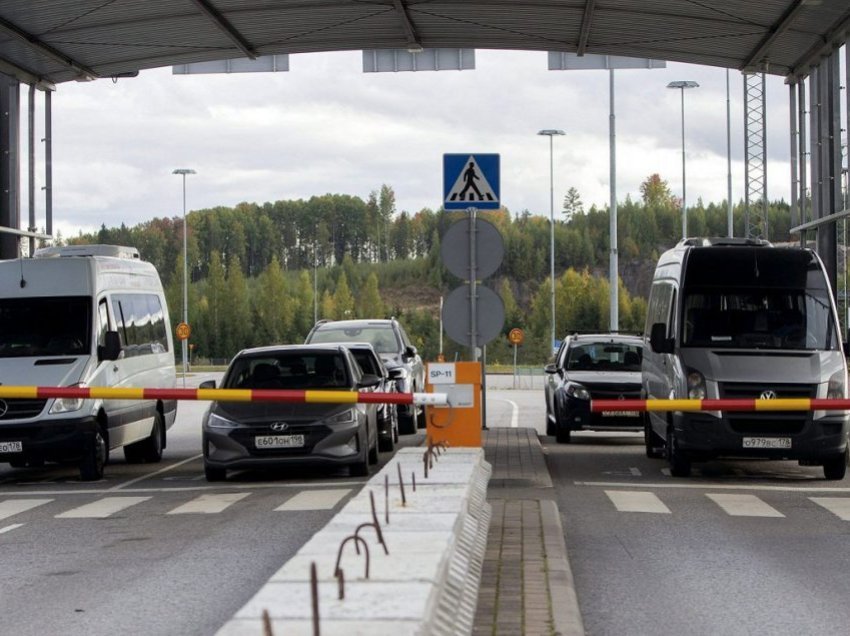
xmin=206 ymin=412 xmax=239 ymax=429
xmin=687 ymin=369 xmax=706 ymax=399
xmin=326 ymin=408 xmax=357 ymax=425
xmin=566 ymin=383 xmax=590 ymax=401
xmin=828 ymin=369 xmax=846 ymax=399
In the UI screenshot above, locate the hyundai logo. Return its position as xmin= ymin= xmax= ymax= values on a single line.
xmin=270 ymin=422 xmax=289 ymax=432
xmin=0 ymin=399 xmax=6 ymax=418
xmin=760 ymin=390 xmax=778 ymax=400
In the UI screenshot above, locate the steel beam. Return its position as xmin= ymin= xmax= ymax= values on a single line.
xmin=392 ymin=0 xmax=422 ymax=52
xmin=189 ymin=0 xmax=258 ymax=59
xmin=0 ymin=74 xmax=20 ymax=259
xmin=0 ymin=15 xmax=97 ymax=80
xmin=577 ymin=0 xmax=596 ymax=56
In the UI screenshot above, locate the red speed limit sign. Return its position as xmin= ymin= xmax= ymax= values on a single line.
xmin=508 ymin=328 xmax=524 ymax=345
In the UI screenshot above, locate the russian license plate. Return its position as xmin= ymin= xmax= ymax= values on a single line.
xmin=743 ymin=437 xmax=792 ymax=449
xmin=601 ymin=411 xmax=640 ymax=417
xmin=0 ymin=441 xmax=23 ymax=453
xmin=255 ymin=434 xmax=305 ymax=449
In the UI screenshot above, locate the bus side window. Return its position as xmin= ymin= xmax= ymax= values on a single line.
xmin=97 ymin=299 xmax=109 ymax=348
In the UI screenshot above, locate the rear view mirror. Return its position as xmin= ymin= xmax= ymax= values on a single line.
xmin=649 ymin=323 xmax=674 ymax=354
xmin=358 ymin=373 xmax=381 ymax=388
xmin=98 ymin=330 xmax=122 ymax=361
xmin=199 ymin=380 xmax=216 ymax=389
xmin=544 ymin=363 xmax=558 ymax=374
xmin=387 ymin=367 xmax=405 ymax=380
xmin=403 ymin=345 xmax=417 ymax=360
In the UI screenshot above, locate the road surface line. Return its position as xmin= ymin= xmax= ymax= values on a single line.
xmin=167 ymin=492 xmax=250 ymax=514
xmin=706 ymin=493 xmax=784 ymax=517
xmin=56 ymin=496 xmax=151 ymax=519
xmin=0 ymin=498 xmax=53 ymax=521
xmin=576 ymin=481 xmax=850 ymax=493
xmin=275 ymin=488 xmax=351 ymax=511
xmin=810 ymin=497 xmax=850 ymax=520
xmin=0 ymin=523 xmax=24 ymax=534
xmin=107 ymin=454 xmax=204 ymax=491
xmin=605 ymin=490 xmax=671 ymax=514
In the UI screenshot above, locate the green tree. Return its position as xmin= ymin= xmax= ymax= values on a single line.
xmin=562 ymin=186 xmax=584 ymax=220
xmin=358 ymin=272 xmax=385 ymax=318
xmin=254 ymin=256 xmax=291 ymax=344
xmin=333 ymin=271 xmax=356 ymax=320
xmin=222 ymin=255 xmax=251 ymax=353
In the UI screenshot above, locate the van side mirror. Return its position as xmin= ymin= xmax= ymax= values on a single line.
xmin=649 ymin=323 xmax=674 ymax=354
xmin=98 ymin=331 xmax=122 ymax=361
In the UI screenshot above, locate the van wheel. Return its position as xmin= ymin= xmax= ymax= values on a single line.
xmin=823 ymin=448 xmax=848 ymax=480
xmin=667 ymin=428 xmax=691 ymax=477
xmin=644 ymin=418 xmax=664 ymax=459
xmin=80 ymin=428 xmax=107 ymax=482
xmin=124 ymin=412 xmax=165 ymax=464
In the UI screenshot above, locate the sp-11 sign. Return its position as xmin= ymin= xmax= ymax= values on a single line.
xmin=428 ymin=363 xmax=456 ymax=385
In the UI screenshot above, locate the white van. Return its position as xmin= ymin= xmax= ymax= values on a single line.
xmin=643 ymin=238 xmax=849 ymax=479
xmin=0 ymin=245 xmax=177 ymax=480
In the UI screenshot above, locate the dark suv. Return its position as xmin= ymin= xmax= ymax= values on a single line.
xmin=544 ymin=333 xmax=644 ymax=443
xmin=305 ymin=319 xmax=425 ymax=434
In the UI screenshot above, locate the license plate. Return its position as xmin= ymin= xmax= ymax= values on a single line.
xmin=255 ymin=434 xmax=305 ymax=449
xmin=0 ymin=441 xmax=23 ymax=453
xmin=601 ymin=411 xmax=640 ymax=417
xmin=743 ymin=437 xmax=792 ymax=449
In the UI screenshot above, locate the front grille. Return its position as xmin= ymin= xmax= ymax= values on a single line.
xmin=0 ymin=399 xmax=47 ymax=420
xmin=719 ymin=382 xmax=817 ymax=399
xmin=727 ymin=416 xmax=808 ymax=436
xmin=583 ymin=382 xmax=641 ymax=400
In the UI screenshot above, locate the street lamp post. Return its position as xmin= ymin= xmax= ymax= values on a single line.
xmin=538 ymin=129 xmax=565 ymax=355
xmin=172 ymin=168 xmax=195 ymax=387
xmin=667 ymin=80 xmax=699 ymax=239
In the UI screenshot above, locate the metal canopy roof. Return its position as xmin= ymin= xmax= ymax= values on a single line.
xmin=0 ymin=0 xmax=848 ymax=89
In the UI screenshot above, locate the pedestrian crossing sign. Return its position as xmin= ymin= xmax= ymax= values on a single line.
xmin=443 ymin=153 xmax=500 ymax=210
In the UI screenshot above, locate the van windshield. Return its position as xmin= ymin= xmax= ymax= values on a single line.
xmin=0 ymin=297 xmax=91 ymax=357
xmin=682 ymin=289 xmax=837 ymax=350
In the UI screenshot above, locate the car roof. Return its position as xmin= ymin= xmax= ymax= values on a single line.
xmin=566 ymin=333 xmax=643 ymax=345
xmin=234 ymin=343 xmax=350 ymax=357
xmin=313 ymin=319 xmax=397 ymax=328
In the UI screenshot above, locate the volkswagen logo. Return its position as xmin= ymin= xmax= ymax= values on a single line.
xmin=760 ymin=390 xmax=778 ymax=400
xmin=270 ymin=422 xmax=289 ymax=432
xmin=0 ymin=399 xmax=6 ymax=418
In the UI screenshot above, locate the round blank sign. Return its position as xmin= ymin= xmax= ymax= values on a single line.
xmin=442 ymin=284 xmax=505 ymax=347
xmin=441 ymin=217 xmax=504 ymax=280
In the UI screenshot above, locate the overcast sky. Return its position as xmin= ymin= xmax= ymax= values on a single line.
xmin=20 ymin=49 xmax=796 ymax=240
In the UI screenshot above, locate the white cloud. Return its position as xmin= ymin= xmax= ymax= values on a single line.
xmin=17 ymin=50 xmax=794 ymax=237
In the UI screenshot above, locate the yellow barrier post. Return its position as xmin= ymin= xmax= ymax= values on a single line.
xmin=424 ymin=361 xmax=482 ymax=447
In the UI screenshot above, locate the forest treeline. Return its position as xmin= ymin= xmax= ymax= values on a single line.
xmin=65 ymin=175 xmax=794 ymax=364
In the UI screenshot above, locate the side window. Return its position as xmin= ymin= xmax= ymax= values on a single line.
xmin=645 ymin=283 xmax=674 ymax=337
xmin=111 ymin=293 xmax=169 ymax=356
xmin=148 ymin=295 xmax=168 ymax=352
xmin=97 ymin=299 xmax=109 ymax=347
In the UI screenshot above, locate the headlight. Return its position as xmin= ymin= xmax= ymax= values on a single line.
xmin=206 ymin=412 xmax=238 ymax=429
xmin=566 ymin=383 xmax=590 ymax=400
xmin=326 ymin=408 xmax=357 ymax=425
xmin=828 ymin=370 xmax=846 ymax=399
xmin=687 ymin=369 xmax=706 ymax=399
xmin=49 ymin=397 xmax=85 ymax=414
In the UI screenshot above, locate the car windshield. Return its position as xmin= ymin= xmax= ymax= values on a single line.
xmin=224 ymin=353 xmax=350 ymax=389
xmin=681 ymin=289 xmax=838 ymax=350
xmin=565 ymin=342 xmax=642 ymax=371
xmin=0 ymin=297 xmax=91 ymax=357
xmin=309 ymin=325 xmax=400 ymax=354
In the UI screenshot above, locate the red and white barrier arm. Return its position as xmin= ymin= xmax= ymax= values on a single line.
xmin=0 ymin=386 xmax=448 ymax=406
xmin=592 ymin=398 xmax=850 ymax=413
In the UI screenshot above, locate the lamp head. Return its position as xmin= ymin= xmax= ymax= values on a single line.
xmin=667 ymin=81 xmax=699 ymax=89
xmin=172 ymin=168 xmax=196 ymax=175
xmin=537 ymin=129 xmax=566 ymax=137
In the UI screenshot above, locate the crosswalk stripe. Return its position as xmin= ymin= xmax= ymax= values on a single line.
xmin=275 ymin=488 xmax=351 ymax=511
xmin=605 ymin=490 xmax=671 ymax=514
xmin=56 ymin=496 xmax=151 ymax=519
xmin=0 ymin=498 xmax=53 ymax=521
xmin=167 ymin=493 xmax=249 ymax=514
xmin=0 ymin=524 xmax=24 ymax=534
xmin=810 ymin=497 xmax=850 ymax=520
xmin=706 ymin=494 xmax=784 ymax=517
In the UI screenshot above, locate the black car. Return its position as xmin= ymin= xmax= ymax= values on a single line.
xmin=305 ymin=318 xmax=425 ymax=435
xmin=339 ymin=342 xmax=400 ymax=452
xmin=201 ymin=344 xmax=381 ymax=481
xmin=544 ymin=333 xmax=644 ymax=443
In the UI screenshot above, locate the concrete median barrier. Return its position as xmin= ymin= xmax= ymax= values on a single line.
xmin=217 ymin=447 xmax=492 ymax=635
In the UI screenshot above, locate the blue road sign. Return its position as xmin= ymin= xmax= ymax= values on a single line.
xmin=443 ymin=154 xmax=500 ymax=210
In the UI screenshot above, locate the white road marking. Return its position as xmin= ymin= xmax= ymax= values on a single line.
xmin=0 ymin=524 xmax=24 ymax=534
xmin=0 ymin=479 xmax=367 ymax=497
xmin=630 ymin=467 xmax=642 ymax=476
xmin=0 ymin=498 xmax=53 ymax=521
xmin=706 ymin=493 xmax=784 ymax=517
xmin=275 ymin=488 xmax=351 ymax=511
xmin=661 ymin=468 xmax=671 ymax=476
xmin=167 ymin=492 xmax=250 ymax=514
xmin=56 ymin=496 xmax=151 ymax=519
xmin=810 ymin=497 xmax=850 ymax=521
xmin=487 ymin=398 xmax=519 ymax=428
xmin=577 ymin=481 xmax=850 ymax=494
xmin=605 ymin=490 xmax=671 ymax=514
xmin=107 ymin=454 xmax=204 ymax=491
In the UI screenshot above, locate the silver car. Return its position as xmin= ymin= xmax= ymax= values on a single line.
xmin=201 ymin=344 xmax=381 ymax=481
